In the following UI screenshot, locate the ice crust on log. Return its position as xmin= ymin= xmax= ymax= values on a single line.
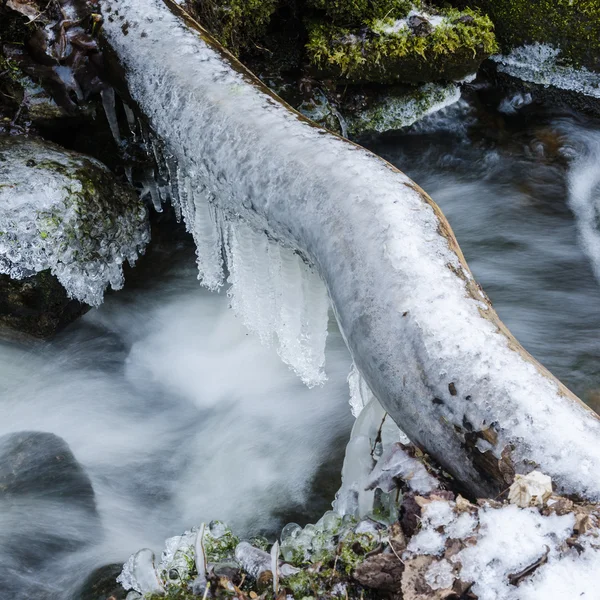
xmin=99 ymin=0 xmax=600 ymax=500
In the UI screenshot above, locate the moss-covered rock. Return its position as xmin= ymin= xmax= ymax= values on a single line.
xmin=188 ymin=0 xmax=282 ymax=54
xmin=0 ymin=136 xmax=149 ymax=318
xmin=306 ymin=7 xmax=497 ymax=84
xmin=307 ymin=0 xmax=414 ymax=26
xmin=455 ymin=0 xmax=600 ymax=71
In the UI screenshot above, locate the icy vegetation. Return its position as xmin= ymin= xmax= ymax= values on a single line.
xmin=0 ymin=136 xmax=149 ymax=306
xmin=99 ymin=0 xmax=600 ymax=500
xmin=492 ymin=44 xmax=600 ymax=99
xmin=116 ymin=414 xmax=600 ymax=600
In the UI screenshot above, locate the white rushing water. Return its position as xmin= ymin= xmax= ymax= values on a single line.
xmin=0 ymin=249 xmax=353 ymax=599
xmin=562 ymin=125 xmax=600 ymax=286
xmin=98 ymin=0 xmax=600 ymax=501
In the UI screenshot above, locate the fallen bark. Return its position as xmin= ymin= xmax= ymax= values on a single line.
xmin=96 ymin=0 xmax=600 ymax=501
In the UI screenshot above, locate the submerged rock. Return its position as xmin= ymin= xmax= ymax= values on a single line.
xmin=0 ymin=431 xmax=100 ymax=599
xmin=0 ymin=136 xmax=149 ymax=323
xmin=0 ymin=430 xmax=96 ymax=510
xmin=78 ymin=564 xmax=128 ymax=600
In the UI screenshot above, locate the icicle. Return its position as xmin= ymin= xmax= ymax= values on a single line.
xmin=190 ymin=187 xmax=224 ymax=290
xmin=141 ymin=169 xmax=162 ymax=212
xmin=124 ymin=165 xmax=133 ymax=185
xmin=101 ymin=87 xmax=122 ymax=145
xmin=348 ymin=362 xmax=376 ymax=417
xmin=223 ymin=219 xmax=329 ymax=386
xmin=270 ymin=541 xmax=280 ymax=595
xmin=123 ymin=102 xmax=138 ymax=139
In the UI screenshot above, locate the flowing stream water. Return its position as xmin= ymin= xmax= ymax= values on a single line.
xmin=1 ymin=90 xmax=599 ymax=598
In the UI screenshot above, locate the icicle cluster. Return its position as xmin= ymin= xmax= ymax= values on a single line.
xmin=135 ymin=130 xmax=330 ymax=386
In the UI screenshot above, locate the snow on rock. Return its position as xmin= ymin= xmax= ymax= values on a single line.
xmin=0 ymin=136 xmax=149 ymax=306
xmin=99 ymin=0 xmax=600 ymax=500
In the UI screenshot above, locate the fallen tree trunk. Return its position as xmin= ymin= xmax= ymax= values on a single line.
xmin=97 ymin=0 xmax=600 ymax=500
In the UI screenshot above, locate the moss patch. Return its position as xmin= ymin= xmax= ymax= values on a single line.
xmin=307 ymin=0 xmax=415 ymax=26
xmin=306 ymin=7 xmax=497 ymax=84
xmin=455 ymin=0 xmax=600 ymax=70
xmin=189 ymin=0 xmax=281 ymax=54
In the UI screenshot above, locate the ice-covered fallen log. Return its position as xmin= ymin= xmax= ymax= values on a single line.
xmin=98 ymin=0 xmax=600 ymax=500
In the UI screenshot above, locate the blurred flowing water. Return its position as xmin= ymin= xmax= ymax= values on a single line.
xmin=363 ymin=95 xmax=600 ymax=402
xmin=1 ymin=90 xmax=600 ymax=598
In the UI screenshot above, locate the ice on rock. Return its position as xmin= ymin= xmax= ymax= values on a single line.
xmin=425 ymin=558 xmax=455 ymax=590
xmin=159 ymin=530 xmax=197 ymax=583
xmin=235 ymin=542 xmax=272 ymax=579
xmin=117 ymin=548 xmax=164 ymax=595
xmin=366 ymin=442 xmax=439 ymax=494
xmin=406 ymin=528 xmax=446 ymax=556
xmin=100 ymin=0 xmax=600 ymax=500
xmin=0 ymin=136 xmax=149 ymax=306
xmin=492 ymin=44 xmax=600 ymax=98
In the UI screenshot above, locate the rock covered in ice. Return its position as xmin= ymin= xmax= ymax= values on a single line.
xmin=117 ymin=549 xmax=164 ymax=595
xmin=366 ymin=442 xmax=439 ymax=494
xmin=345 ymin=83 xmax=461 ymax=135
xmin=492 ymin=44 xmax=600 ymax=99
xmin=0 ymin=136 xmax=149 ymax=306
xmin=508 ymin=471 xmax=553 ymax=508
xmin=99 ymin=0 xmax=600 ymax=502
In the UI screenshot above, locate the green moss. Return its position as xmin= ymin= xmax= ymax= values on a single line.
xmin=307 ymin=0 xmax=415 ymax=26
xmin=189 ymin=0 xmax=281 ymax=54
xmin=458 ymin=0 xmax=600 ymax=69
xmin=204 ymin=527 xmax=240 ymax=562
xmin=306 ymin=7 xmax=497 ymax=83
xmin=337 ymin=531 xmax=379 ymax=575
